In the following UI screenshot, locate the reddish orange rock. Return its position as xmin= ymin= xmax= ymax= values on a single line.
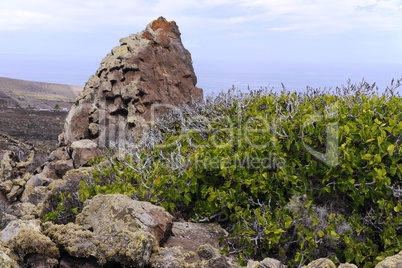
xmin=59 ymin=17 xmax=203 ymax=147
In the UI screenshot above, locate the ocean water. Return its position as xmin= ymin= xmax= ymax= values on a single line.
xmin=0 ymin=55 xmax=401 ymax=96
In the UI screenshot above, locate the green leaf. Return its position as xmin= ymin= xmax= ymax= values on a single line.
xmin=394 ymin=203 xmax=402 ymax=213
xmin=362 ymin=154 xmax=372 ymax=160
xmin=317 ymin=230 xmax=325 ymax=238
xmin=387 ymin=144 xmax=396 ymax=156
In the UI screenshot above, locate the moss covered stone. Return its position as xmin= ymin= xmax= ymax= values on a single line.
xmin=0 ymin=251 xmax=18 ymax=268
xmin=42 ymin=222 xmax=96 ymax=258
xmin=149 ymin=246 xmax=195 ymax=268
xmin=197 ymin=244 xmax=217 ymax=261
xmin=0 ymin=242 xmax=18 ymax=268
xmin=306 ymin=258 xmax=336 ymax=268
xmin=74 ymin=194 xmax=169 ymax=266
xmin=0 ymin=220 xmax=59 ymax=260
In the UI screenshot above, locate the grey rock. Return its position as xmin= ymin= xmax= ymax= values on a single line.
xmin=164 ymin=221 xmax=228 ymax=263
xmin=375 ymin=250 xmax=402 ymax=268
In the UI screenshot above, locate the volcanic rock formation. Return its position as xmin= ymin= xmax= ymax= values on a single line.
xmin=59 ymin=16 xmax=203 ymax=148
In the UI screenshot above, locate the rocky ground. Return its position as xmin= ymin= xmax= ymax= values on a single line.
xmin=1 ymin=17 xmax=402 ymax=268
xmin=0 ymin=107 xmax=67 ymax=152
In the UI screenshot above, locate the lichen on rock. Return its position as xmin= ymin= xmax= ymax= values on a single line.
xmin=76 ymin=194 xmax=173 ymax=245
xmin=74 ymin=194 xmax=175 ymax=266
xmin=305 ymin=258 xmax=336 ymax=268
xmin=0 ymin=220 xmax=59 ymax=261
xmin=0 ymin=242 xmax=18 ymax=268
xmin=149 ymin=246 xmax=195 ymax=268
xmin=42 ymin=222 xmax=96 ymax=259
xmin=59 ymin=16 xmax=202 ymax=148
xmin=375 ymin=250 xmax=402 ymax=268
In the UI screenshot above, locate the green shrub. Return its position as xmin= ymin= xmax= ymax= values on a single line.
xmin=62 ymin=80 xmax=402 ymax=266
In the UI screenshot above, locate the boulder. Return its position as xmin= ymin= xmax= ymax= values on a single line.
xmin=70 ymin=139 xmax=102 ymax=168
xmin=375 ymin=250 xmax=402 ymax=268
xmin=246 ymin=258 xmax=286 ymax=268
xmin=4 ymin=176 xmax=27 ymax=202
xmin=20 ymin=173 xmax=54 ymax=205
xmin=76 ymin=194 xmax=173 ymax=245
xmin=48 ymin=147 xmax=70 ymax=162
xmin=59 ymin=17 xmax=202 ymax=148
xmin=75 ymin=194 xmax=173 ymax=266
xmin=305 ymin=258 xmax=336 ymax=268
xmin=48 ymin=159 xmax=74 ymax=178
xmin=0 ymin=220 xmax=59 ymax=261
xmin=164 ymin=221 xmax=228 ymax=263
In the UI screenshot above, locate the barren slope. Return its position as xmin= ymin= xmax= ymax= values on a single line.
xmin=0 ymin=77 xmax=83 ymax=109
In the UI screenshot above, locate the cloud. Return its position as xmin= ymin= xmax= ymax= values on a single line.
xmin=1 ymin=0 xmax=401 ymax=64
xmin=0 ymin=9 xmax=57 ymax=31
xmin=238 ymin=0 xmax=402 ymax=33
xmin=1 ymin=0 xmax=401 ymax=35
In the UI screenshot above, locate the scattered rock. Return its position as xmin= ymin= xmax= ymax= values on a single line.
xmin=20 ymin=173 xmax=54 ymax=205
xmin=70 ymin=139 xmax=101 ymax=168
xmin=164 ymin=221 xmax=228 ymax=263
xmin=305 ymin=258 xmax=336 ymax=268
xmin=0 ymin=150 xmax=16 ymax=182
xmin=59 ymin=16 xmax=202 ymax=147
xmin=246 ymin=258 xmax=286 ymax=268
xmin=0 ymin=219 xmax=59 ymax=262
xmin=149 ymin=246 xmax=195 ymax=268
xmin=37 ymin=167 xmax=93 ymax=224
xmin=4 ymin=177 xmax=26 ymax=202
xmin=375 ymin=250 xmax=402 ymax=268
xmin=48 ymin=147 xmax=70 ymax=162
xmin=50 ymin=159 xmax=74 ymax=178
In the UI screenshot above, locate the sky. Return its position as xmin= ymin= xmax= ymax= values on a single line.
xmin=1 ymin=0 xmax=402 ymax=64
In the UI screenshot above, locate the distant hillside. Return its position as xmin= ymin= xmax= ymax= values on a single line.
xmin=0 ymin=77 xmax=83 ymax=109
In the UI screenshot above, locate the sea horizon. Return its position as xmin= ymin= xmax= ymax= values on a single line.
xmin=0 ymin=54 xmax=401 ymax=96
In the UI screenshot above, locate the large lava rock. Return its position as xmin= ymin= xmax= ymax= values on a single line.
xmin=59 ymin=17 xmax=203 ymax=147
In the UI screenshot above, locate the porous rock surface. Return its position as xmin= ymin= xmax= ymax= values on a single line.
xmin=76 ymin=194 xmax=173 ymax=246
xmin=59 ymin=16 xmax=203 ymax=147
xmin=375 ymin=250 xmax=402 ymax=268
